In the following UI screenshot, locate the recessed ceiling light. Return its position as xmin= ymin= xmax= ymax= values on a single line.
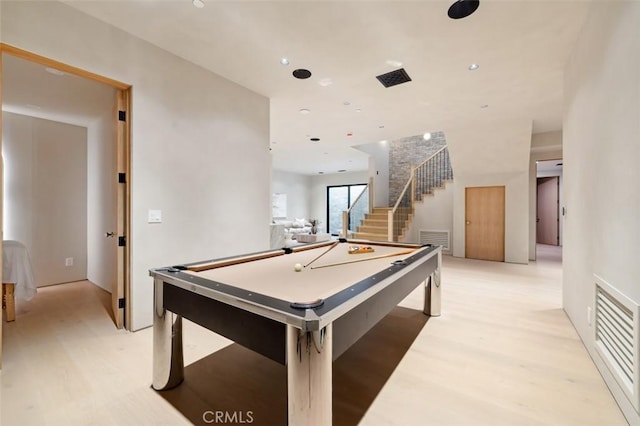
xmin=480 ymin=104 xmax=489 ymax=108
xmin=379 ymin=125 xmax=385 ymax=129
xmin=318 ymin=78 xmax=333 ymax=87
xmin=192 ymin=0 xmax=205 ymax=8
xmin=299 ymin=108 xmax=311 ymax=114
xmin=386 ymin=60 xmax=403 ymax=67
xmin=293 ymin=69 xmax=312 ymax=79
xmin=355 ymin=109 xmax=362 ymax=113
xmin=310 ymin=137 xmax=320 ymax=142
xmin=343 ymin=101 xmax=351 ymax=106
xmin=280 ymin=58 xmax=290 ymax=66
xmin=423 ymin=133 xmax=432 ymax=141
xmin=45 ymin=67 xmax=65 ymax=76
xmin=338 ymin=169 xmax=347 ymax=173
xmin=318 ymin=172 xmax=325 ymax=174
xmin=468 ymin=63 xmax=479 ymax=71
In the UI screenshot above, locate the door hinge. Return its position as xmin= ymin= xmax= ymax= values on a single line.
xmin=118 ymin=236 xmax=126 ymax=247
xmin=118 ymin=110 xmax=126 ymax=122
xmin=118 ymin=298 xmax=125 ymax=309
xmin=118 ymin=173 xmax=126 ymax=183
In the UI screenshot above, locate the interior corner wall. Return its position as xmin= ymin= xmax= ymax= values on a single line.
xmin=452 ymin=171 xmax=529 ymax=264
xmin=309 ymin=171 xmax=369 ymax=231
xmin=529 ymin=131 xmax=563 ymax=260
xmin=0 ymin=1 xmax=271 ymax=330
xmin=2 ymin=112 xmax=88 ymax=286
xmin=563 ymin=2 xmax=640 ymax=423
xmin=87 ymin=98 xmax=117 ymax=293
xmin=353 ymin=142 xmax=389 ymax=207
xmin=271 ymin=170 xmax=311 ymax=220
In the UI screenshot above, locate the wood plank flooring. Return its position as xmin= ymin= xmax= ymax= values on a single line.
xmin=0 ymin=246 xmax=628 ymax=425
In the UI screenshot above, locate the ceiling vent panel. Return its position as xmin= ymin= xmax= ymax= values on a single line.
xmin=376 ymin=68 xmax=412 ymax=88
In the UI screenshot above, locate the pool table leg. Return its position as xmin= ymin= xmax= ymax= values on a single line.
xmin=424 ymin=250 xmax=442 ymax=317
xmin=152 ymin=278 xmax=184 ymax=390
xmin=286 ymin=324 xmax=333 ymax=425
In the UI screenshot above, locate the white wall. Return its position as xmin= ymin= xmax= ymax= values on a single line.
xmin=1 ymin=1 xmax=271 ymax=330
xmin=87 ymin=92 xmax=117 ymax=293
xmin=3 ymin=112 xmax=88 ymax=286
xmin=309 ymin=171 xmax=369 ymax=233
xmin=529 ymin=131 xmax=563 ymax=260
xmin=563 ymin=2 xmax=640 ymax=423
xmin=353 ymin=141 xmax=389 ymax=207
xmin=401 ymin=181 xmax=454 ymax=251
xmin=447 ymin=122 xmax=532 ymax=264
xmin=271 ymin=170 xmax=310 ymax=220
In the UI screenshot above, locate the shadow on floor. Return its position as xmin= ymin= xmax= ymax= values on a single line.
xmin=157 ymin=306 xmax=430 ymax=426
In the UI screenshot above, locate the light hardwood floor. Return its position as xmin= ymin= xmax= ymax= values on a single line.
xmin=0 ymin=246 xmax=628 ymax=425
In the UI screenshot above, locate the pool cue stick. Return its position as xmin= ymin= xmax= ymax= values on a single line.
xmin=310 ymin=248 xmax=415 ymax=270
xmin=304 ymin=240 xmax=340 ymax=268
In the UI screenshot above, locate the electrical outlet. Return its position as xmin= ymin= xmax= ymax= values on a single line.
xmin=587 ymin=306 xmax=592 ymax=326
xmin=65 ymin=257 xmax=73 ymax=267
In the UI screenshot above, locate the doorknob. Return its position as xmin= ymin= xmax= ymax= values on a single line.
xmin=466 ymin=221 xmax=471 ymax=225
xmin=105 ymin=232 xmax=115 ymax=237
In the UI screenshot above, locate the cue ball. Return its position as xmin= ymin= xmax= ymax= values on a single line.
xmin=294 ymin=263 xmax=303 ymax=272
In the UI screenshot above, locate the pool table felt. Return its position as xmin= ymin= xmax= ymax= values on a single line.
xmin=184 ymin=243 xmax=425 ymax=305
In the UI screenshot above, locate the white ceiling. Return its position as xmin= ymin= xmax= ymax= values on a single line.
xmin=6 ymin=1 xmax=591 ymax=175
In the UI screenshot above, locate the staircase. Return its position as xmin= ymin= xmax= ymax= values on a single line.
xmin=352 ymin=207 xmax=395 ymax=241
xmin=346 ymin=145 xmax=453 ymax=242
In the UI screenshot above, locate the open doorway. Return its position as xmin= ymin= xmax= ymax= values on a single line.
xmin=1 ymin=45 xmax=131 ymax=365
xmin=535 ymin=159 xmax=563 ymax=260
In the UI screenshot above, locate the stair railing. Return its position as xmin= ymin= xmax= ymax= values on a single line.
xmin=341 ymin=177 xmax=373 ymax=237
xmin=388 ymin=146 xmax=452 ymax=241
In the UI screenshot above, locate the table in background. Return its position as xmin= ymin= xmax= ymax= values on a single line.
xmin=150 ymin=239 xmax=441 ymax=425
xmin=2 ymin=240 xmax=37 ymax=321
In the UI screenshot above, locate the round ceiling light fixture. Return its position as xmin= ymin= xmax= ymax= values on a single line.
xmin=299 ymin=108 xmax=311 ymax=114
xmin=280 ymin=58 xmax=290 ymax=66
xmin=468 ymin=63 xmax=479 ymax=71
xmin=293 ymin=69 xmax=312 ymax=79
xmin=310 ymin=137 xmax=320 ymax=142
xmin=192 ymin=0 xmax=205 ymax=8
xmin=448 ymin=0 xmax=479 ymax=19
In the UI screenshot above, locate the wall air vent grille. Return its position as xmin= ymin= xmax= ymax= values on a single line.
xmin=594 ymin=274 xmax=640 ymax=411
xmin=419 ymin=230 xmax=450 ymax=251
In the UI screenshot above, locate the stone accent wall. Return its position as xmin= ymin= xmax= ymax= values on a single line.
xmin=388 ymin=132 xmax=447 ymax=205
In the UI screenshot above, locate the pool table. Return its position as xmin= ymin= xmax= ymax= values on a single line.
xmin=149 ymin=239 xmax=441 ymax=425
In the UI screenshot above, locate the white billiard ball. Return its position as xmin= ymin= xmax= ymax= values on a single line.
xmin=294 ymin=263 xmax=303 ymax=272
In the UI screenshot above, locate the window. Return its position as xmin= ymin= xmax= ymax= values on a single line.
xmin=326 ymin=184 xmax=366 ymax=235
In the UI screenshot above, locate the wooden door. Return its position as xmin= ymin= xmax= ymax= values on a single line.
xmin=536 ymin=177 xmax=559 ymax=246
xmin=465 ymin=186 xmax=505 ymax=262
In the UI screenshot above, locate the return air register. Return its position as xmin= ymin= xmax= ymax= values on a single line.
xmin=376 ymin=68 xmax=412 ymax=88
xmin=594 ymin=274 xmax=640 ymax=411
xmin=419 ymin=230 xmax=450 ymax=251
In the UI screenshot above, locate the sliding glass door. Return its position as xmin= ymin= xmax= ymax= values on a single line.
xmin=326 ymin=184 xmax=366 ymax=235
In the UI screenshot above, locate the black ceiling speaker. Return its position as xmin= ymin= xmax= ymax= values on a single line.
xmin=448 ymin=0 xmax=480 ymax=19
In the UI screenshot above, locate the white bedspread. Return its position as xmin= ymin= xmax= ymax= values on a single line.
xmin=2 ymin=240 xmax=37 ymax=301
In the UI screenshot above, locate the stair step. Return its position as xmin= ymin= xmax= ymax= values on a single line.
xmin=351 ymin=232 xmax=389 ymax=242
xmin=365 ymin=213 xmax=388 ymax=220
xmin=357 ymin=225 xmax=388 ymax=233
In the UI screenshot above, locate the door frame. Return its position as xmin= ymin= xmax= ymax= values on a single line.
xmin=0 ymin=43 xmax=132 ymax=366
xmin=326 ymin=183 xmax=367 ymax=234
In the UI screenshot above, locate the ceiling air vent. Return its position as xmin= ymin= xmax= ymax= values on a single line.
xmin=376 ymin=68 xmax=412 ymax=88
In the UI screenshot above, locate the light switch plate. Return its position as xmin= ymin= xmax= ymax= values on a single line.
xmin=148 ymin=209 xmax=162 ymax=223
